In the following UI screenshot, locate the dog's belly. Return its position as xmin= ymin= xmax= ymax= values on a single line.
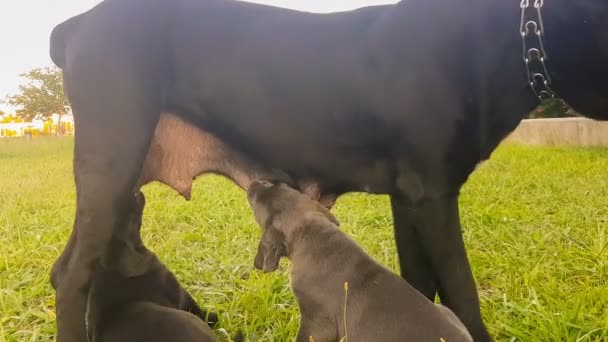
xmin=154 ymin=0 xmax=454 ymax=201
xmin=136 ymin=113 xmax=396 ymax=205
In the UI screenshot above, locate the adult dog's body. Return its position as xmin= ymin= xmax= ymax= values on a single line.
xmin=49 ymin=0 xmax=608 ymax=341
xmin=248 ymin=181 xmax=473 ymax=342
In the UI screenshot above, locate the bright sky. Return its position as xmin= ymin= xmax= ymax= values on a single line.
xmin=0 ymin=0 xmax=397 ymax=113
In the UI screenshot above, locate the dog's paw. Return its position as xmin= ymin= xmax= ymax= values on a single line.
xmin=200 ymin=310 xmax=219 ymax=328
xmin=233 ymin=330 xmax=245 ymax=342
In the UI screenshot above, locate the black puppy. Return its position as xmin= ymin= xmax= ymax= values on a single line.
xmin=248 ymin=181 xmax=473 ymax=342
xmin=85 ymin=192 xmax=218 ymax=342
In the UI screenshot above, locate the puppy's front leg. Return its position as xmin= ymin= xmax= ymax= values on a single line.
xmin=295 ymin=318 xmax=337 ymax=342
xmin=177 ymin=285 xmax=218 ymax=327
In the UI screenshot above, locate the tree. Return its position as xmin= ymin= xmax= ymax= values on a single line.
xmin=5 ymin=67 xmax=70 ymax=135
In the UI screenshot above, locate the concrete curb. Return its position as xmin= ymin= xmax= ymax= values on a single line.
xmin=506 ymin=118 xmax=608 ymax=147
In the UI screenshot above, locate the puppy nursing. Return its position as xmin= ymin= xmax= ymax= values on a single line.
xmin=85 ymin=192 xmax=218 ymax=342
xmin=247 ymin=181 xmax=473 ymax=342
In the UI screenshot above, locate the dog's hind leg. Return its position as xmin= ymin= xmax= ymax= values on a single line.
xmin=52 ymin=3 xmax=170 ymax=341
xmin=50 ymin=216 xmax=79 ymax=289
xmin=390 ymin=194 xmax=438 ymax=300
xmin=56 ymin=76 xmax=161 ymax=342
xmin=414 ymin=196 xmax=491 ymax=342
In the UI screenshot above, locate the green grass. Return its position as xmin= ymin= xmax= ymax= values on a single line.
xmin=0 ymin=137 xmax=607 ymax=341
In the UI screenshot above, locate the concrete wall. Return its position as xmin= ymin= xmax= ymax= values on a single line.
xmin=506 ymin=118 xmax=608 ymax=147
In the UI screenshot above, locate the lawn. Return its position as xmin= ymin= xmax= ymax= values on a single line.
xmin=0 ymin=138 xmax=606 ymax=341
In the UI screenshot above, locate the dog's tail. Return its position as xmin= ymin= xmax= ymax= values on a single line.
xmin=233 ymin=330 xmax=245 ymax=342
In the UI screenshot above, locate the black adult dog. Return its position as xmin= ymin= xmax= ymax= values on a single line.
xmin=49 ymin=0 xmax=608 ymax=341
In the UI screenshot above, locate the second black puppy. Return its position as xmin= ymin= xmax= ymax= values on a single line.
xmin=85 ymin=192 xmax=218 ymax=342
xmin=247 ymin=181 xmax=473 ymax=342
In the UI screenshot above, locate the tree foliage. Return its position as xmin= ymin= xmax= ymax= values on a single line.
xmin=0 ymin=115 xmax=24 ymax=124
xmin=5 ymin=67 xmax=69 ymax=122
xmin=529 ymin=98 xmax=579 ymax=119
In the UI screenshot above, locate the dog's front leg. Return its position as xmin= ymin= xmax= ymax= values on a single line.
xmin=174 ymin=273 xmax=219 ymax=327
xmin=57 ymin=186 xmax=154 ymax=342
xmin=413 ymin=196 xmax=491 ymax=342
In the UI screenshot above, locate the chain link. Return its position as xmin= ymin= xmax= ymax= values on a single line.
xmin=520 ymin=0 xmax=556 ymax=101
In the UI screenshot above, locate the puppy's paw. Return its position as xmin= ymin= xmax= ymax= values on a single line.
xmin=200 ymin=309 xmax=219 ymax=328
xmin=233 ymin=330 xmax=245 ymax=342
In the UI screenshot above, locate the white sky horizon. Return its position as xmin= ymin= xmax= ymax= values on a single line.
xmin=0 ymin=0 xmax=397 ymax=113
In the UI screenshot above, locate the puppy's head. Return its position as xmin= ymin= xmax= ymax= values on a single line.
xmin=247 ymin=181 xmax=339 ymax=272
xmin=101 ymin=191 xmax=152 ymax=276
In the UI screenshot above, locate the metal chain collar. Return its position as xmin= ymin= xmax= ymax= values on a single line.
xmin=520 ymin=0 xmax=557 ymax=101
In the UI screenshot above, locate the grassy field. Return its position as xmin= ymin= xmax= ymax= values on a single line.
xmin=0 ymin=137 xmax=607 ymax=341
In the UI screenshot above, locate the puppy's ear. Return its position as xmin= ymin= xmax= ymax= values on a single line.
xmin=314 ymin=202 xmax=340 ymax=227
xmin=254 ymin=229 xmax=286 ymax=272
xmin=102 ymin=240 xmax=155 ymax=277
